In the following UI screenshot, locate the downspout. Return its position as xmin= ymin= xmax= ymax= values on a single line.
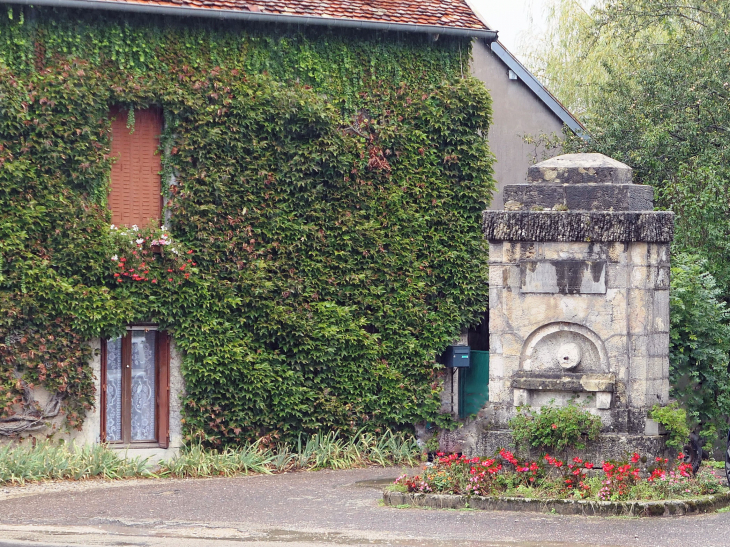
xmin=0 ymin=0 xmax=499 ymax=41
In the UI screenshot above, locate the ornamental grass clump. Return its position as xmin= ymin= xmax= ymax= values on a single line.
xmin=288 ymin=429 xmax=422 ymax=470
xmin=393 ymin=450 xmax=725 ymax=502
xmin=0 ymin=441 xmax=152 ymax=485
xmin=158 ymin=429 xmax=421 ymax=478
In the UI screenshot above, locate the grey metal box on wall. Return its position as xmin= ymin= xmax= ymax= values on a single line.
xmin=443 ymin=345 xmax=471 ymax=368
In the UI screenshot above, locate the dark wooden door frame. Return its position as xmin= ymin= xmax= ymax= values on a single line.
xmin=100 ymin=327 xmax=170 ymax=448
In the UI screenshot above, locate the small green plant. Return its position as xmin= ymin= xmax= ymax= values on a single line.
xmin=509 ymin=402 xmax=602 ymax=452
xmin=425 ymin=432 xmax=440 ymax=454
xmin=157 ymin=441 xmax=277 ymax=478
xmin=649 ymin=403 xmax=690 ymax=451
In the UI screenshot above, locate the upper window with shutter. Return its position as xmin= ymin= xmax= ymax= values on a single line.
xmin=109 ymin=107 xmax=163 ymax=228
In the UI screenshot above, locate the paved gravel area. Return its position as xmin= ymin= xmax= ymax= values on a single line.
xmin=1 ymin=467 xmax=730 ymax=546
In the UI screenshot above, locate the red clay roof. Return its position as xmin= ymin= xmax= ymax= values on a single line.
xmin=102 ymin=0 xmax=488 ymax=31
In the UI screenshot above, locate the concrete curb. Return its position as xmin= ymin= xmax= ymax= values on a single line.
xmin=383 ymin=489 xmax=730 ymax=517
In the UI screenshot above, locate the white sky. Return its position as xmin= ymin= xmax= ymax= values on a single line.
xmin=467 ymin=0 xmax=547 ymax=56
xmin=467 ymin=0 xmax=596 ymax=62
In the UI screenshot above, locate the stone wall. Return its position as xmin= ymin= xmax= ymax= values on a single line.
xmin=440 ymin=427 xmax=673 ymax=463
xmin=448 ymin=154 xmax=674 ymax=461
xmin=487 ymin=239 xmax=670 ymax=434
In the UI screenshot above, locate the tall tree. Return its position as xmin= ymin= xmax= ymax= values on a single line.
xmin=525 ymin=0 xmax=730 ymax=287
xmin=523 ymin=1 xmax=730 ymax=437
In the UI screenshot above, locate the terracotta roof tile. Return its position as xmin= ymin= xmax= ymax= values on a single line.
xmin=103 ymin=0 xmax=488 ymax=31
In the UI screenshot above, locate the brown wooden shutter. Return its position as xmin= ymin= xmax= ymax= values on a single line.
xmin=156 ymin=332 xmax=171 ymax=449
xmin=109 ymin=107 xmax=163 ymax=228
xmin=100 ymin=340 xmax=108 ymax=443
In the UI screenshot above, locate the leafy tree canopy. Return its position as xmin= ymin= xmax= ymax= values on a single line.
xmin=523 ymin=0 xmax=730 ymax=437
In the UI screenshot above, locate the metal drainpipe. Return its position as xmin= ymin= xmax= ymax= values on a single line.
xmin=0 ymin=0 xmax=499 ymax=41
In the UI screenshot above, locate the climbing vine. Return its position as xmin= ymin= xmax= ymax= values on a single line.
xmin=0 ymin=7 xmax=495 ymax=444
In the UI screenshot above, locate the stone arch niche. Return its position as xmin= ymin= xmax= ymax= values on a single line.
xmin=512 ymin=322 xmax=615 ymax=411
xmin=520 ymin=322 xmax=609 ymax=374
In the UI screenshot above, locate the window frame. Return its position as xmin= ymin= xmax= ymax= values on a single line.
xmin=100 ymin=325 xmax=170 ymax=448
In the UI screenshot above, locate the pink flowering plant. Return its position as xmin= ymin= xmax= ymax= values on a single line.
xmin=393 ymin=450 xmax=724 ymax=501
xmin=107 ymin=224 xmax=197 ymax=286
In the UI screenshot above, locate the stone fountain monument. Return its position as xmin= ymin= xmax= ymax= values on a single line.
xmin=445 ymin=153 xmax=675 ymax=460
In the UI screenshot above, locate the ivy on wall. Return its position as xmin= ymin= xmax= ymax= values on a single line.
xmin=0 ymin=6 xmax=495 ymax=444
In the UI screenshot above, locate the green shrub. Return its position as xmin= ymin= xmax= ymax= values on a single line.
xmin=669 ymin=253 xmax=730 ymax=438
xmin=509 ymin=402 xmax=602 ymax=453
xmin=649 ymin=402 xmax=690 ymax=450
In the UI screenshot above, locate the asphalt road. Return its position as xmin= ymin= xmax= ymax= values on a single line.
xmin=1 ymin=467 xmax=729 ymax=547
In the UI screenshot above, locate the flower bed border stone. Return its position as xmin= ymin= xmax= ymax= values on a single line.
xmin=383 ymin=489 xmax=730 ymax=517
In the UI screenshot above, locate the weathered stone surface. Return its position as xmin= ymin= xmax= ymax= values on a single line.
xmin=467 ymin=430 xmax=672 ymax=463
xmin=383 ymin=489 xmax=730 ymax=517
xmin=511 ymin=372 xmax=615 ymax=393
xmin=483 ymin=211 xmax=674 ymax=243
xmin=503 ymin=183 xmax=654 ymax=211
xmin=520 ymin=260 xmax=606 ymax=294
xmin=484 ymin=238 xmax=671 ymax=433
xmin=645 ymin=418 xmax=667 ymax=436
xmin=477 ymin=154 xmax=672 ymax=456
xmin=505 ymin=184 xmax=565 ymax=209
xmin=527 ymin=153 xmax=633 ymax=185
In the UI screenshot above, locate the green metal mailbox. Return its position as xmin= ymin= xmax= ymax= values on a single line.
xmin=459 ymin=350 xmax=489 ymax=418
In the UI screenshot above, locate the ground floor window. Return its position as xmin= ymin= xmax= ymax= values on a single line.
xmin=101 ymin=326 xmax=170 ymax=448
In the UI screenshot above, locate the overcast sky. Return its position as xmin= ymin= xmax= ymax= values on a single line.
xmin=467 ymin=0 xmax=595 ymax=61
xmin=467 ymin=0 xmax=545 ymax=56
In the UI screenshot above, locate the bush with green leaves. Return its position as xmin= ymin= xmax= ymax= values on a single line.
xmin=648 ymin=402 xmax=690 ymax=451
xmin=0 ymin=8 xmax=495 ymax=445
xmin=509 ymin=402 xmax=602 ymax=453
xmin=668 ymin=253 xmax=730 ymax=437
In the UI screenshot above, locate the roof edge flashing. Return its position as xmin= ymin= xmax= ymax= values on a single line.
xmin=1 ymin=0 xmax=499 ymax=40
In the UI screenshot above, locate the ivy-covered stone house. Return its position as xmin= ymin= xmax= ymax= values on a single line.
xmin=0 ymin=0 xmax=576 ymax=458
